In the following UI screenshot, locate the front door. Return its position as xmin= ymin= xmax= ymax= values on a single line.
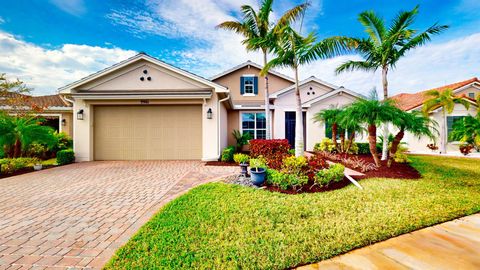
xmin=285 ymin=111 xmax=306 ymax=149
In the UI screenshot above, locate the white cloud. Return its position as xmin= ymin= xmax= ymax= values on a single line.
xmin=49 ymin=0 xmax=86 ymax=16
xmin=0 ymin=31 xmax=136 ymax=95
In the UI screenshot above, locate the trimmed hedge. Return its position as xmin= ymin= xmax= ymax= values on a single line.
xmin=56 ymin=149 xmax=75 ymax=165
xmin=357 ymin=143 xmax=382 ymax=155
xmin=220 ymin=146 xmax=236 ymax=162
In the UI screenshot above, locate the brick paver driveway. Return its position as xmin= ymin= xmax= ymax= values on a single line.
xmin=0 ymin=161 xmax=237 ymax=269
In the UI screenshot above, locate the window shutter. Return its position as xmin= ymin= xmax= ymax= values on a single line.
xmin=253 ymin=76 xmax=258 ymax=95
xmin=240 ymin=77 xmax=245 ymax=95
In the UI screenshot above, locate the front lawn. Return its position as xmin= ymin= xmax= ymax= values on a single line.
xmin=106 ymin=155 xmax=480 ymax=269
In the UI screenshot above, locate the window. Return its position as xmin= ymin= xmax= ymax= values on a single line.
xmin=447 ymin=116 xmax=466 ymax=142
xmin=242 ymin=112 xmax=266 ymax=139
xmin=468 ymin=92 xmax=475 ymax=99
xmin=241 ymin=76 xmax=258 ymax=96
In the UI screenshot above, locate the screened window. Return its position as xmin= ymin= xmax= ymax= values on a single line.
xmin=243 ymin=77 xmax=254 ymax=95
xmin=242 ymin=112 xmax=266 ymax=139
xmin=447 ymin=116 xmax=466 ymax=142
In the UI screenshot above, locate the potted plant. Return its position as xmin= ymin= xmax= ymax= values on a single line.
xmin=232 ymin=129 xmax=252 ymax=152
xmin=233 ymin=153 xmax=250 ymax=176
xmin=32 ymin=158 xmax=42 ymax=171
xmin=249 ymin=156 xmax=267 ymax=186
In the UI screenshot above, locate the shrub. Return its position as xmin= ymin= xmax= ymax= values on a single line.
xmin=221 ymin=146 xmax=236 ymax=162
xmin=266 ymin=168 xmax=308 ymax=190
xmin=233 ymin=153 xmax=249 ymax=164
xmin=26 ymin=143 xmax=49 ymax=159
xmin=393 ymin=145 xmax=410 ymax=163
xmin=357 ymin=143 xmax=381 ymax=155
xmin=314 ymin=163 xmax=345 ymax=187
xmin=232 ymin=130 xmax=252 ymax=151
xmin=249 ymin=156 xmax=267 ymax=171
xmin=282 ymin=156 xmax=307 ymax=175
xmin=56 ymin=149 xmax=75 ymax=165
xmin=314 ymin=138 xmax=336 ymax=153
xmin=344 ymin=140 xmax=359 ymax=154
xmin=0 ymin=157 xmax=37 ymax=174
xmin=52 ymin=132 xmax=73 ymax=153
xmin=459 ymin=144 xmax=474 ymax=156
xmin=250 ymin=139 xmax=290 ymax=169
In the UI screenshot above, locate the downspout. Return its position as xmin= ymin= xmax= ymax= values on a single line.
xmin=217 ymin=94 xmax=231 ymax=159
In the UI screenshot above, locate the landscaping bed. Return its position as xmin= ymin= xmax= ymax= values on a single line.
xmin=106 ymin=155 xmax=480 ymax=270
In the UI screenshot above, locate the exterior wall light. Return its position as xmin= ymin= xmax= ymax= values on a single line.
xmin=77 ymin=109 xmax=84 ymax=120
xmin=62 ymin=119 xmax=66 ymax=126
xmin=207 ymin=108 xmax=213 ymax=119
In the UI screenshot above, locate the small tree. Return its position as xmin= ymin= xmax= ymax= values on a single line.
xmin=389 ymin=110 xmax=437 ymax=167
xmin=313 ymin=108 xmax=343 ymax=151
xmin=342 ymin=90 xmax=398 ymax=166
xmin=423 ymin=89 xmax=470 ymax=154
xmin=0 ymin=73 xmax=38 ymax=116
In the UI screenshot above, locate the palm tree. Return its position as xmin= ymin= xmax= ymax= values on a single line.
xmin=313 ymin=108 xmax=343 ymax=151
xmin=261 ymin=26 xmax=347 ymax=157
xmin=389 ymin=110 xmax=437 ymax=167
xmin=335 ymin=6 xmax=448 ymax=160
xmin=423 ymin=89 xmax=470 ymax=154
xmin=342 ymin=90 xmax=398 ymax=166
xmin=450 ymin=116 xmax=480 ymax=151
xmin=0 ymin=114 xmax=56 ymax=158
xmin=216 ymin=0 xmax=308 ymax=140
xmin=339 ymin=110 xmax=365 ymax=153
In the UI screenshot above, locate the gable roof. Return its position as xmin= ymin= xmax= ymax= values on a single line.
xmin=269 ymin=76 xmax=339 ymax=99
xmin=391 ymin=77 xmax=480 ymax=111
xmin=302 ymin=87 xmax=365 ymax=107
xmin=0 ymin=93 xmax=72 ymax=109
xmin=210 ymin=60 xmax=295 ymax=83
xmin=58 ymin=53 xmax=228 ymax=93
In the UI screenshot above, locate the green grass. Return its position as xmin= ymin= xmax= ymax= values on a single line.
xmin=105 ymin=156 xmax=480 ymax=269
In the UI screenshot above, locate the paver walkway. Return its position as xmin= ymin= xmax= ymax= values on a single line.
xmin=0 ymin=161 xmax=237 ymax=269
xmin=299 ymin=213 xmax=480 ymax=270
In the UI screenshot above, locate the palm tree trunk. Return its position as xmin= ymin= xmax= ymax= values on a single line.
xmin=368 ymin=124 xmax=381 ymax=167
xmin=441 ymin=108 xmax=447 ymax=154
xmin=294 ymin=66 xmax=304 ymax=157
xmin=388 ymin=128 xmax=404 ymax=167
xmin=345 ymin=131 xmax=355 ymax=153
xmin=339 ymin=129 xmax=345 ymax=153
xmin=13 ymin=138 xmax=21 ymax=158
xmin=331 ymin=123 xmax=338 ymax=151
xmin=381 ymin=66 xmax=389 ymax=161
xmin=263 ymin=50 xmax=271 ymax=140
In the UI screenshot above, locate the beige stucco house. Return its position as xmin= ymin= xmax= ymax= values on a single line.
xmin=392 ymin=78 xmax=479 ymax=153
xmin=52 ymin=53 xmax=364 ymax=162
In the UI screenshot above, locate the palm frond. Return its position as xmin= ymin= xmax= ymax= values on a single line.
xmin=358 ymin=10 xmax=386 ymax=45
xmin=387 ymin=5 xmax=419 ymax=38
xmin=398 ymin=23 xmax=449 ymax=56
xmin=276 ymin=2 xmax=310 ymax=29
xmin=335 ymin=60 xmax=377 ymax=74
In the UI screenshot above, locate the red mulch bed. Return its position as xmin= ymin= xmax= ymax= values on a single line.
xmin=0 ymin=165 xmax=56 ymax=179
xmin=321 ymin=153 xmax=421 ymax=180
xmin=264 ymin=177 xmax=352 ymax=194
xmin=205 ymin=161 xmax=238 ymax=167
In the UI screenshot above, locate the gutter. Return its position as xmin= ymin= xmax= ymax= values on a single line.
xmin=217 ymin=94 xmax=231 ymax=159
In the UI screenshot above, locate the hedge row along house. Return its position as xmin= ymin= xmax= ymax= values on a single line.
xmin=3 ymin=53 xmax=478 ymax=161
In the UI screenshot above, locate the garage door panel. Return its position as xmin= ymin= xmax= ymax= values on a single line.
xmin=94 ymin=105 xmax=202 ymax=160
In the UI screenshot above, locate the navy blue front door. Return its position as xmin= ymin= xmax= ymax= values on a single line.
xmin=285 ymin=111 xmax=306 ymax=149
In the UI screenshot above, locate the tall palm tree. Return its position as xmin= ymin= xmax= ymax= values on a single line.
xmin=0 ymin=114 xmax=56 ymax=158
xmin=335 ymin=6 xmax=448 ymax=160
xmin=449 ymin=116 xmax=480 ymax=151
xmin=261 ymin=26 xmax=347 ymax=157
xmin=342 ymin=90 xmax=398 ymax=166
xmin=216 ymin=0 xmax=308 ymax=140
xmin=313 ymin=107 xmax=343 ymax=151
xmin=423 ymin=89 xmax=470 ymax=154
xmin=389 ymin=110 xmax=437 ymax=167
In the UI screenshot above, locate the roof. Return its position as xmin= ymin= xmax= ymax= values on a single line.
xmin=58 ymin=53 xmax=228 ymax=93
xmin=0 ymin=93 xmax=72 ymax=109
xmin=270 ymin=76 xmax=339 ymax=99
xmin=391 ymin=77 xmax=480 ymax=111
xmin=210 ymin=60 xmax=295 ymax=83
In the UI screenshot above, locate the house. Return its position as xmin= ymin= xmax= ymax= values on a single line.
xmin=43 ymin=53 xmax=361 ymax=162
xmin=391 ymin=78 xmax=479 ymax=153
xmin=0 ymin=92 xmax=73 ymax=136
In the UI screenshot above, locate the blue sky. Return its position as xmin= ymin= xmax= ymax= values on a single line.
xmin=0 ymin=0 xmax=479 ymax=95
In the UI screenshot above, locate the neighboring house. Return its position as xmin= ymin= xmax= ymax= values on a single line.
xmin=0 ymin=93 xmax=73 ymax=137
xmin=31 ymin=53 xmax=362 ymax=162
xmin=391 ymin=77 xmax=479 ymax=153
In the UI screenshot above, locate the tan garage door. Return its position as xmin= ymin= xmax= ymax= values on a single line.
xmin=94 ymin=105 xmax=202 ymax=160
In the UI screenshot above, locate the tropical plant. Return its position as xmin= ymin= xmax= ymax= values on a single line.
xmin=449 ymin=115 xmax=480 ymax=151
xmin=341 ymin=90 xmax=398 ymax=166
xmin=388 ymin=110 xmax=437 ymax=167
xmin=423 ymin=88 xmax=470 ymax=153
xmin=233 ymin=153 xmax=250 ymax=164
xmin=335 ymin=6 xmax=448 ymax=160
xmin=231 ymin=129 xmax=252 ymax=151
xmin=314 ymin=107 xmax=343 ymax=150
xmin=217 ymin=0 xmax=309 ymax=140
xmin=338 ymin=109 xmax=365 ymax=153
xmin=0 ymin=114 xmax=56 ymax=158
xmin=262 ymin=26 xmax=347 ymax=157
xmin=221 ymin=146 xmax=236 ymax=162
